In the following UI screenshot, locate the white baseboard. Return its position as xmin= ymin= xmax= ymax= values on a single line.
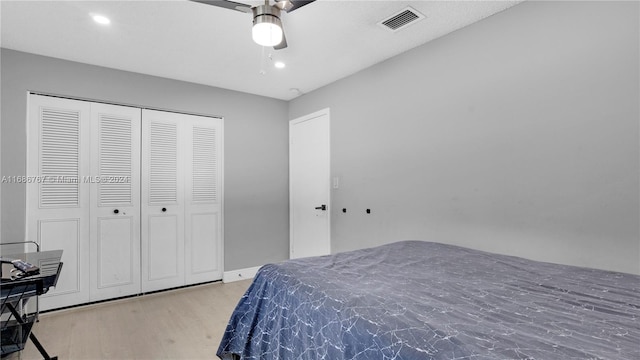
xmin=223 ymin=266 xmax=262 ymax=283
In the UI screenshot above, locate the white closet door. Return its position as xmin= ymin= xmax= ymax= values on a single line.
xmin=89 ymin=103 xmax=141 ymax=301
xmin=185 ymin=116 xmax=223 ymax=284
xmin=141 ymin=109 xmax=185 ymax=292
xmin=27 ymin=94 xmax=91 ymax=310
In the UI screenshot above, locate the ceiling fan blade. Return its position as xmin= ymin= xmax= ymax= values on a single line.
xmin=190 ymin=0 xmax=252 ymax=13
xmin=287 ymin=0 xmax=315 ymax=13
xmin=274 ymin=28 xmax=288 ymax=50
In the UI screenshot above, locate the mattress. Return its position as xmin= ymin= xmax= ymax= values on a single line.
xmin=217 ymin=241 xmax=640 ymax=359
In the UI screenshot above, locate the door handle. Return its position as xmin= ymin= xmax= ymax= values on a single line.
xmin=314 ymin=204 xmax=327 ymax=211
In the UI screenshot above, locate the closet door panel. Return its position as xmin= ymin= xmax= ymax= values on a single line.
xmin=188 ymin=212 xmax=219 ymax=275
xmin=27 ymin=94 xmax=91 ymax=311
xmin=96 ymin=217 xmax=135 ymax=288
xmin=38 ymin=219 xmax=82 ymax=297
xmin=141 ymin=109 xmax=185 ymax=292
xmin=89 ymin=103 xmax=141 ymax=301
xmin=147 ymin=214 xmax=180 ymax=280
xmin=185 ymin=117 xmax=223 ymax=284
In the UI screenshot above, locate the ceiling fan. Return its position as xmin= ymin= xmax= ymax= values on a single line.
xmin=191 ymin=0 xmax=316 ymax=50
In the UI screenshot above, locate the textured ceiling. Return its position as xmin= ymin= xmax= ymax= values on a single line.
xmin=1 ymin=0 xmax=523 ymax=100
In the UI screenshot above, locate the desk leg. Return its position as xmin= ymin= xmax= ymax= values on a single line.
xmin=29 ymin=332 xmax=57 ymax=360
xmin=5 ymin=303 xmax=57 ymax=360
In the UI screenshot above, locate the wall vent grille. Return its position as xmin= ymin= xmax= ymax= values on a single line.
xmin=378 ymin=7 xmax=425 ymax=32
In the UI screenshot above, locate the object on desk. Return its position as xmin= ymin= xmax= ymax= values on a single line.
xmin=11 ymin=259 xmax=40 ymax=276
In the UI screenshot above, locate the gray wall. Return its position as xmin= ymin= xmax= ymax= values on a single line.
xmin=0 ymin=49 xmax=289 ymax=271
xmin=2 ymin=1 xmax=639 ymax=276
xmin=290 ymin=1 xmax=640 ymax=274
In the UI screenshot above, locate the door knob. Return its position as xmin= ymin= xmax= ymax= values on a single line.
xmin=161 ymin=207 xmax=167 ymax=213
xmin=113 ymin=209 xmax=119 ymax=214
xmin=314 ymin=204 xmax=327 ymax=211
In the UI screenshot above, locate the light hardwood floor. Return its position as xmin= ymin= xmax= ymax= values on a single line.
xmin=16 ymin=280 xmax=252 ymax=360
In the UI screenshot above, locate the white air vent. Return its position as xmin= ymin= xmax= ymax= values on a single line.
xmin=378 ymin=7 xmax=425 ymax=32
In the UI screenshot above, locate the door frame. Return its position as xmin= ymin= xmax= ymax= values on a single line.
xmin=289 ymin=108 xmax=331 ymax=259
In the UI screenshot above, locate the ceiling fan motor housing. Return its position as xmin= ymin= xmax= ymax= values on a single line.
xmin=252 ymin=5 xmax=282 ymax=26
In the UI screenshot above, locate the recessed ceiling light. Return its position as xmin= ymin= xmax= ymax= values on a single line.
xmin=274 ymin=61 xmax=286 ymax=69
xmin=91 ymin=14 xmax=111 ymax=25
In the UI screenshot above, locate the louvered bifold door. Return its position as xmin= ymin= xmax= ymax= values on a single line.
xmin=89 ymin=103 xmax=141 ymax=301
xmin=185 ymin=116 xmax=223 ymax=285
xmin=27 ymin=94 xmax=91 ymax=310
xmin=141 ymin=109 xmax=185 ymax=292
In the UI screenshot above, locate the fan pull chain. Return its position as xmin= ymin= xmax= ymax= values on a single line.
xmin=259 ymin=47 xmax=274 ymax=76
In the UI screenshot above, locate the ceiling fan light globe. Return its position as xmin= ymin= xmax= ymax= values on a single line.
xmin=252 ymin=19 xmax=283 ymax=47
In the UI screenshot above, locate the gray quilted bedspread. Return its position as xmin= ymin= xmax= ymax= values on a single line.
xmin=217 ymin=241 xmax=640 ymax=359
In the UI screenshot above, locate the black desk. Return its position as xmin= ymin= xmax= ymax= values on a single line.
xmin=1 ymin=250 xmax=63 ymax=359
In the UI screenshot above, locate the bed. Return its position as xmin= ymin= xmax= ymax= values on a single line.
xmin=217 ymin=241 xmax=640 ymax=359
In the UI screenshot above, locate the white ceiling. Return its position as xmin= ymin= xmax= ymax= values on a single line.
xmin=1 ymin=0 xmax=522 ymax=100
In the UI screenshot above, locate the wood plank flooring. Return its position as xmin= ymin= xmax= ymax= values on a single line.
xmin=16 ymin=280 xmax=251 ymax=360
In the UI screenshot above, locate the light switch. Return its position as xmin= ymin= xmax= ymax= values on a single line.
xmin=332 ymin=177 xmax=340 ymax=189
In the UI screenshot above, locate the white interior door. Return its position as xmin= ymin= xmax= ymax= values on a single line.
xmin=141 ymin=109 xmax=185 ymax=292
xmin=89 ymin=103 xmax=141 ymax=301
xmin=290 ymin=109 xmax=331 ymax=259
xmin=184 ymin=116 xmax=224 ymax=284
xmin=27 ymin=94 xmax=91 ymax=310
